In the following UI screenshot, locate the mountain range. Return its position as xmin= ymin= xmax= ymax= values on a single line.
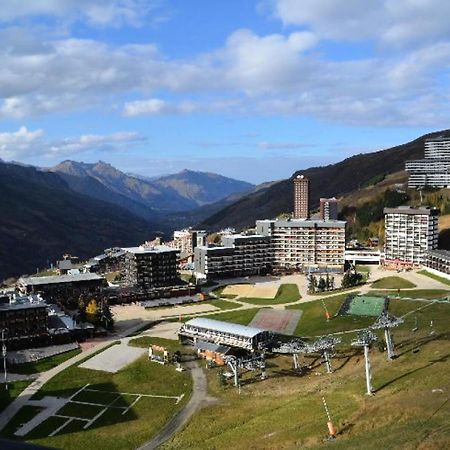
xmin=2 ymin=128 xmax=450 ymax=280
xmin=0 ymin=161 xmax=254 ymax=280
xmin=50 ymin=161 xmax=254 ymax=215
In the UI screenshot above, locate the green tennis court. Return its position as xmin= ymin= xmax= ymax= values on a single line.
xmin=346 ymin=295 xmax=386 ymax=317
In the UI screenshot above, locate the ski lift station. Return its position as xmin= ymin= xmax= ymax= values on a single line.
xmin=179 ymin=317 xmax=271 ymax=351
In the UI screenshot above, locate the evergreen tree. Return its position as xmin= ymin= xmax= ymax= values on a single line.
xmin=99 ymin=300 xmax=114 ymax=330
xmin=78 ymin=294 xmax=87 ymax=322
xmin=329 ymin=276 xmax=335 ymax=290
xmin=318 ymin=277 xmax=326 ymax=292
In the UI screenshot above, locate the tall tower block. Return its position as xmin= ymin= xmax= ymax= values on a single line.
xmin=293 ymin=175 xmax=310 ymax=219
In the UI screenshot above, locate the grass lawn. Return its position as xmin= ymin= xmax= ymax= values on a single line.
xmin=240 ymin=284 xmax=300 ymax=305
xmin=368 ymin=289 xmax=449 ymax=299
xmin=355 ymin=265 xmax=371 ymax=273
xmin=211 ymin=286 xmax=237 ymax=299
xmin=129 ymin=336 xmax=187 ymax=354
xmin=1 ymin=345 xmax=193 ymax=450
xmin=163 ymin=303 xmax=450 ymax=450
xmin=0 ymin=380 xmax=33 ymax=410
xmin=10 ymin=349 xmax=81 ymax=375
xmin=286 ymin=293 xmax=374 ymax=339
xmin=206 ymin=299 xmax=239 ymax=310
xmin=371 ymin=276 xmax=416 ymax=289
xmin=418 ymin=269 xmax=450 ymax=286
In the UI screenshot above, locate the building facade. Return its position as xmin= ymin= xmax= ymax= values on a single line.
xmin=257 ymin=219 xmax=346 ymax=272
xmin=319 ymin=197 xmax=338 ymax=221
xmin=424 ymin=249 xmax=450 ymax=277
xmin=17 ymin=273 xmax=105 ymax=302
xmin=168 ymin=229 xmax=207 ymax=256
xmin=0 ymin=294 xmax=49 ymax=349
xmin=405 ymin=137 xmax=450 ymax=188
xmin=384 ymin=206 xmax=439 ymax=267
xmin=293 ymin=175 xmax=310 ymax=219
xmin=194 ymin=234 xmax=272 ymax=279
xmin=123 ymin=245 xmax=179 ymax=290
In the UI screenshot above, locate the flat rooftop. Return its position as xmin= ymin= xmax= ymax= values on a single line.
xmin=384 ymin=206 xmax=439 ymax=215
xmin=19 ymin=273 xmax=104 ymax=286
xmin=184 ymin=317 xmax=265 ymax=338
xmin=122 ymin=245 xmax=179 ymax=255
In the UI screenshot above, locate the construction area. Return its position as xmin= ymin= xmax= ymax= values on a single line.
xmin=222 ymin=283 xmax=279 ymax=299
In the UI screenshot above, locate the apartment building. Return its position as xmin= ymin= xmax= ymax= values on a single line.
xmin=319 ymin=197 xmax=338 ymax=221
xmin=405 ymin=137 xmax=450 ymax=188
xmin=194 ymin=234 xmax=272 ymax=279
xmin=293 ymin=175 xmax=310 ymax=219
xmin=256 ymin=219 xmax=346 ymax=272
xmin=0 ymin=294 xmax=49 ymax=348
xmin=123 ymin=245 xmax=179 ymax=290
xmin=18 ymin=273 xmax=105 ymax=303
xmin=194 ymin=246 xmax=235 ymax=279
xmin=168 ymin=229 xmax=207 ymax=255
xmin=424 ymin=249 xmax=450 ymax=278
xmin=384 ymin=206 xmax=439 ymax=267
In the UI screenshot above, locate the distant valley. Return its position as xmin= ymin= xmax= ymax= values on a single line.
xmin=0 ymin=161 xmax=254 ymax=280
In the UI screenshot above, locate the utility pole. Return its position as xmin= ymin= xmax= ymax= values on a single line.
xmin=1 ymin=329 xmax=8 ymax=391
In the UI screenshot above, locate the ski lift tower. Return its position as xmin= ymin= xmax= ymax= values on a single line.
xmin=225 ymin=353 xmax=267 ymax=388
xmin=351 ymin=329 xmax=377 ymax=395
xmin=370 ymin=312 xmax=404 ymax=360
xmin=310 ymin=335 xmax=342 ymax=374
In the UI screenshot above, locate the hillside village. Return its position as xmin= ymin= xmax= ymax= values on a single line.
xmin=1 ymin=133 xmax=450 ymax=449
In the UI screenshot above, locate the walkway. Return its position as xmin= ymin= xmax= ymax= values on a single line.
xmin=0 ymin=320 xmax=150 ymax=432
xmin=139 ymin=361 xmax=212 ymax=450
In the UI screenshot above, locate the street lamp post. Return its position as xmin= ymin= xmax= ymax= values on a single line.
xmin=1 ymin=329 xmax=8 ymax=391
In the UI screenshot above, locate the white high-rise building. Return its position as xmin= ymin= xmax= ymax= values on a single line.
xmin=257 ymin=218 xmax=346 ymax=272
xmin=384 ymin=206 xmax=439 ymax=267
xmin=405 ymin=137 xmax=450 ymax=188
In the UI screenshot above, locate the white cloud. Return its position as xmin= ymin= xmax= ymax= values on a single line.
xmin=0 ymin=126 xmax=44 ymax=159
xmin=1 ymin=10 xmax=450 ymax=127
xmin=271 ymin=0 xmax=450 ymax=46
xmin=123 ymin=98 xmax=199 ymax=116
xmin=0 ymin=127 xmax=145 ymax=160
xmin=0 ymin=0 xmax=165 ymax=27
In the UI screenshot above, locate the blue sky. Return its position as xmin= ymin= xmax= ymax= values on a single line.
xmin=0 ymin=0 xmax=449 ymax=183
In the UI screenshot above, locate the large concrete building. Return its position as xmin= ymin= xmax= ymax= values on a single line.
xmin=319 ymin=197 xmax=338 ymax=221
xmin=293 ymin=175 xmax=310 ymax=219
xmin=0 ymin=294 xmax=49 ymax=348
xmin=424 ymin=249 xmax=450 ymax=278
xmin=18 ymin=273 xmax=105 ymax=301
xmin=257 ymin=219 xmax=346 ymax=272
xmin=123 ymin=245 xmax=179 ymax=290
xmin=405 ymin=137 xmax=450 ymax=188
xmin=384 ymin=206 xmax=439 ymax=267
xmin=168 ymin=229 xmax=207 ymax=256
xmin=194 ymin=234 xmax=272 ymax=279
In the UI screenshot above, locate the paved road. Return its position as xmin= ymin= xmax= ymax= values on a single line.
xmin=139 ymin=361 xmax=211 ymax=450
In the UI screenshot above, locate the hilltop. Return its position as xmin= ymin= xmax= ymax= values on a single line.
xmin=50 ymin=161 xmax=254 ymax=215
xmin=199 ymin=129 xmax=450 ymax=231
